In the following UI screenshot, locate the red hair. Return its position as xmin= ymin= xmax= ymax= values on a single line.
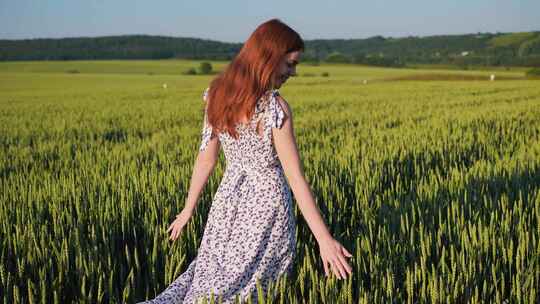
xmin=205 ymin=18 xmax=304 ymax=139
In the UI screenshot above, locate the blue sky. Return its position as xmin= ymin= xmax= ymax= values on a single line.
xmin=1 ymin=0 xmax=539 ymax=42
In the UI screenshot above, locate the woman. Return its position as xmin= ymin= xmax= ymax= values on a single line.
xmin=139 ymin=19 xmax=352 ymax=304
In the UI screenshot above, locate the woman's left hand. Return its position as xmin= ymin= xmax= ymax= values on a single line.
xmin=167 ymin=208 xmax=193 ymax=241
xmin=318 ymin=236 xmax=353 ymax=280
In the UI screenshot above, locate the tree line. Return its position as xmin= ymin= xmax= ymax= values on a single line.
xmin=1 ymin=32 xmax=539 ymax=67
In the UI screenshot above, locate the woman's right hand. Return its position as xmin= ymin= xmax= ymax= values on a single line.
xmin=318 ymin=237 xmax=353 ymax=279
xmin=167 ymin=208 xmax=193 ymax=241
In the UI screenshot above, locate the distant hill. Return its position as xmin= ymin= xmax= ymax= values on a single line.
xmin=0 ymin=35 xmax=241 ymax=61
xmin=1 ymin=32 xmax=539 ymax=67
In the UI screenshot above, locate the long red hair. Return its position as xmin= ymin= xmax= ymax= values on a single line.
xmin=205 ymin=18 xmax=304 ymax=139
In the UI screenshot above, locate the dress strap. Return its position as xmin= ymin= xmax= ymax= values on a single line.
xmin=266 ymin=89 xmax=286 ymax=129
xmin=259 ymin=89 xmax=286 ymax=142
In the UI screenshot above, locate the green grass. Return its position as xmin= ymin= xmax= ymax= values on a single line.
xmin=488 ymin=32 xmax=538 ymax=48
xmin=408 ymin=63 xmax=532 ymax=73
xmin=1 ymin=60 xmax=539 ymax=303
xmin=0 ymin=59 xmax=526 ymax=79
xmin=0 ymin=59 xmax=228 ymax=75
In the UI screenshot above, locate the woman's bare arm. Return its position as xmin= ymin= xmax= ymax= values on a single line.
xmin=271 ymin=97 xmax=332 ymax=243
xmin=183 ymin=137 xmax=220 ymax=214
xmin=168 ymin=136 xmax=220 ymax=241
xmin=272 ymin=95 xmax=353 ymax=280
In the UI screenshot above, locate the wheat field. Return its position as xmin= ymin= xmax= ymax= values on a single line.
xmin=1 ymin=60 xmax=539 ymax=303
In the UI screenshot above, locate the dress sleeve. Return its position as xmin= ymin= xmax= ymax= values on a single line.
xmin=267 ymin=89 xmax=286 ymax=129
xmin=199 ymin=88 xmax=215 ymax=152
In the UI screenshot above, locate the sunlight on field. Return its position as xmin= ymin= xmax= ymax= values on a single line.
xmin=1 ymin=61 xmax=539 ymax=303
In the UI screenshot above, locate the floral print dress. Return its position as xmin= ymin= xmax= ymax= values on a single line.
xmin=137 ymin=88 xmax=296 ymax=304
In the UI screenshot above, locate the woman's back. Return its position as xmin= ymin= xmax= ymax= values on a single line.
xmin=200 ymin=88 xmax=286 ymax=171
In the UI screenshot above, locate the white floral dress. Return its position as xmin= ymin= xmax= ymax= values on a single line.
xmin=137 ymin=88 xmax=296 ymax=304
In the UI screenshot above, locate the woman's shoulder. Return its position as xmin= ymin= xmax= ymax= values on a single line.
xmin=258 ymin=88 xmax=289 ymax=111
xmin=260 ymin=89 xmax=291 ymax=129
xmin=267 ymin=89 xmax=290 ymax=116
